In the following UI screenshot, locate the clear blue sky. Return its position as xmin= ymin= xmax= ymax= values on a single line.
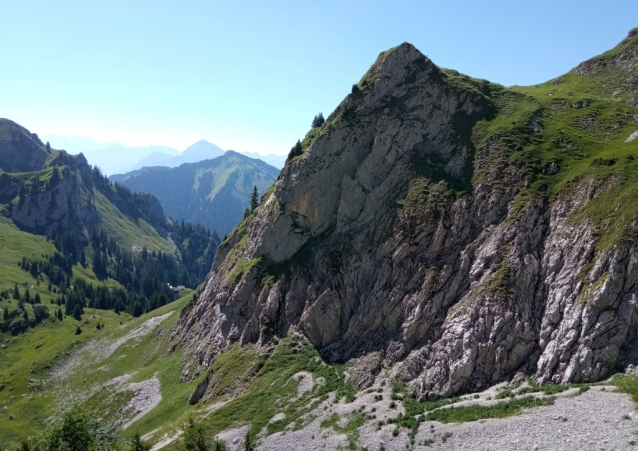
xmin=1 ymin=0 xmax=636 ymax=155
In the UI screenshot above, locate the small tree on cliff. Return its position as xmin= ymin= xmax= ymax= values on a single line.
xmin=250 ymin=186 xmax=259 ymax=212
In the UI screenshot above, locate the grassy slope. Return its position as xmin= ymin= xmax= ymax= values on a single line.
xmin=0 ymin=304 xmax=136 ymax=445
xmin=454 ymin=33 xmax=638 ymax=252
xmin=0 ymin=290 xmax=358 ymax=449
xmin=0 ymin=213 xmax=124 ymax=307
xmin=0 ymin=294 xmax=195 ymax=448
xmin=92 ymin=191 xmax=175 ymax=254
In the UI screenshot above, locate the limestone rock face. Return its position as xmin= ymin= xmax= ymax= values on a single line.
xmin=11 ymin=168 xmax=97 ymax=237
xmin=180 ymin=35 xmax=638 ymax=398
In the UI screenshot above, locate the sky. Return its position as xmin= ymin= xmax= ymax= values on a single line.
xmin=1 ymin=1 xmax=637 ymax=155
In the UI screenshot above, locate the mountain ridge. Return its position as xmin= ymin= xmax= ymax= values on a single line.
xmin=110 ymin=151 xmax=280 ymax=236
xmin=178 ymin=30 xmax=638 ymax=401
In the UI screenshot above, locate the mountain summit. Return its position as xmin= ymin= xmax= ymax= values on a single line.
xmin=179 ymin=30 xmax=638 ymax=400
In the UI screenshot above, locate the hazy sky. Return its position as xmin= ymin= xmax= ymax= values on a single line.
xmin=2 ymin=1 xmax=636 ymax=155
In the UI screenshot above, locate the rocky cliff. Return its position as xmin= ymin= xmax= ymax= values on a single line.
xmin=179 ymin=30 xmax=638 ymax=399
xmin=0 ymin=119 xmax=169 ymax=242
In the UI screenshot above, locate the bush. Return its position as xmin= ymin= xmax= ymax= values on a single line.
xmin=130 ymin=432 xmax=150 ymax=451
xmin=183 ymin=417 xmax=209 ymax=451
xmin=31 ymin=405 xmax=121 ymax=450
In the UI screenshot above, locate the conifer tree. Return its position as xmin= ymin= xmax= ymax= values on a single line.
xmin=73 ymin=304 xmax=83 ymax=321
xmin=287 ymin=140 xmax=303 ymax=161
xmin=50 ymin=166 xmax=59 ymax=184
xmin=3 ymin=307 xmax=8 ymax=322
xmin=132 ymin=302 xmax=143 ymax=318
xmin=24 ymin=288 xmax=31 ymax=304
xmin=13 ymin=284 xmax=20 ymax=300
xmin=23 ymin=310 xmax=28 ymax=322
xmin=96 ymin=323 xmax=101 ymax=330
xmin=57 ymin=309 xmax=63 ymax=321
xmin=34 ymin=293 xmax=41 ymax=304
xmin=311 ymin=112 xmax=325 ymax=128
xmin=250 ymin=186 xmax=259 ymax=211
xmin=75 ymin=325 xmax=82 ymax=335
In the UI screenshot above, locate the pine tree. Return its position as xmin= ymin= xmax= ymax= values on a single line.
xmin=50 ymin=166 xmax=59 ymax=184
xmin=287 ymin=140 xmax=303 ymax=161
xmin=96 ymin=323 xmax=101 ymax=330
xmin=23 ymin=310 xmax=28 ymax=322
xmin=3 ymin=307 xmax=8 ymax=322
xmin=75 ymin=325 xmax=82 ymax=335
xmin=34 ymin=293 xmax=41 ymax=304
xmin=73 ymin=304 xmax=82 ymax=321
xmin=46 ymin=141 xmax=51 ymax=152
xmin=24 ymin=288 xmax=31 ymax=304
xmin=13 ymin=284 xmax=20 ymax=300
xmin=311 ymin=112 xmax=325 ymax=128
xmin=250 ymin=186 xmax=259 ymax=212
xmin=132 ymin=302 xmax=143 ymax=318
xmin=57 ymin=309 xmax=63 ymax=321
xmin=47 ymin=281 xmax=52 ymax=291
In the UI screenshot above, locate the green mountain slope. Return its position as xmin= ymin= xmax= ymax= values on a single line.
xmin=4 ymin=30 xmax=638 ymax=451
xmin=109 ymin=151 xmax=280 ymax=236
xmin=0 ymin=119 xmax=219 ymax=334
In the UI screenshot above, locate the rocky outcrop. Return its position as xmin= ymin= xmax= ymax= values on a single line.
xmin=0 ymin=174 xmax=18 ymax=203
xmin=179 ymin=33 xmax=638 ymax=399
xmin=0 ymin=119 xmax=50 ymax=173
xmin=11 ymin=168 xmax=97 ymax=237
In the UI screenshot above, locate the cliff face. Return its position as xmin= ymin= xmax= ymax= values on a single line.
xmin=11 ymin=166 xmax=97 ymax=237
xmin=180 ymin=32 xmax=638 ymax=398
xmin=0 ymin=119 xmax=169 ymax=242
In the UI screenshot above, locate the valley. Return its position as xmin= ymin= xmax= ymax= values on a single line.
xmin=2 ymin=20 xmax=638 ymax=451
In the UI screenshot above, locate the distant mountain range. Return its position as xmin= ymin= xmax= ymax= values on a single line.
xmin=128 ymin=140 xmax=225 ymax=171
xmin=45 ymin=136 xmax=287 ymax=174
xmin=110 ymin=151 xmax=280 ymax=236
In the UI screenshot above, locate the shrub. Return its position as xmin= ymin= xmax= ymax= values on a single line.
xmin=31 ymin=405 xmax=121 ymax=450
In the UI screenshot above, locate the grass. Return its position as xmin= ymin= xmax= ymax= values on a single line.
xmin=179 ymin=336 xmax=357 ymax=448
xmin=611 ymin=373 xmax=638 ymax=404
xmin=424 ymin=396 xmax=555 ymax=423
xmin=92 ymin=191 xmax=175 ymax=254
xmin=0 ymin=292 xmax=194 ymax=449
xmin=320 ymin=412 xmax=367 ymax=450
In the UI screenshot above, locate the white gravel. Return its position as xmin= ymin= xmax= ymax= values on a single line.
xmin=52 ymin=312 xmax=173 ymax=379
xmin=120 ymin=375 xmax=162 ymax=429
xmin=251 ymin=386 xmax=637 ymax=451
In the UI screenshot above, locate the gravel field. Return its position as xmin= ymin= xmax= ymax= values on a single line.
xmin=255 ymin=386 xmax=636 ymax=451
